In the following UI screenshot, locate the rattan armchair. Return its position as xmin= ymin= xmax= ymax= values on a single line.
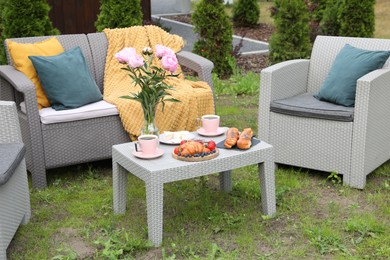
xmin=0 ymin=101 xmax=31 ymax=260
xmin=258 ymin=36 xmax=390 ymax=189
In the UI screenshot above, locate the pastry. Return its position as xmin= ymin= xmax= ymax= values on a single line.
xmin=180 ymin=140 xmax=205 ymax=156
xmin=236 ymin=128 xmax=253 ymax=150
xmin=224 ymin=127 xmax=239 ymax=148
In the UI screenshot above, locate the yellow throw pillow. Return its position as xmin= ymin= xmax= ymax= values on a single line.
xmin=7 ymin=37 xmax=64 ymax=109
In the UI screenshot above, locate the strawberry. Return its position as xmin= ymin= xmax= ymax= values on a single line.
xmin=174 ymin=147 xmax=179 ymax=155
xmin=180 ymin=140 xmax=187 ymax=145
xmin=207 ymin=140 xmax=216 ymax=151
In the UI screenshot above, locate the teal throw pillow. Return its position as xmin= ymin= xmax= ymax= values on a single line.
xmin=314 ymin=44 xmax=390 ymax=107
xmin=29 ymin=47 xmax=102 ymax=110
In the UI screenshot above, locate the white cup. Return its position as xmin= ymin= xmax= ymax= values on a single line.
xmin=201 ymin=114 xmax=220 ymax=133
xmin=135 ymin=135 xmax=159 ymax=154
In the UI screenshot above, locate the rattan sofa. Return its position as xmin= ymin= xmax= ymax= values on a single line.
xmin=0 ymin=33 xmax=214 ymax=189
xmin=0 ymin=101 xmax=31 ymax=260
xmin=258 ymin=35 xmax=390 ymax=189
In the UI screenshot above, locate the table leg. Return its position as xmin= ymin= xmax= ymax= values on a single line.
xmin=113 ymin=162 xmax=127 ymax=214
xmin=258 ymin=160 xmax=276 ymax=216
xmin=145 ymin=180 xmax=164 ymax=247
xmin=219 ymin=170 xmax=232 ymax=192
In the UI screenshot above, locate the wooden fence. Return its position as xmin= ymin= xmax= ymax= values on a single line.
xmin=47 ymin=0 xmax=151 ymax=35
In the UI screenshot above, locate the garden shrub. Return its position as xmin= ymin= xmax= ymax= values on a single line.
xmin=306 ymin=0 xmax=327 ymax=42
xmin=338 ymin=0 xmax=375 ymax=38
xmin=232 ymin=0 xmax=260 ymax=27
xmin=192 ymin=0 xmax=234 ymax=79
xmin=320 ymin=0 xmax=342 ymax=36
xmin=95 ymin=0 xmax=143 ymax=32
xmin=269 ymin=0 xmax=311 ymax=64
xmin=0 ymin=0 xmax=59 ymax=64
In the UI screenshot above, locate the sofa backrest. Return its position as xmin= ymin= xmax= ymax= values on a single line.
xmin=4 ymin=34 xmax=100 ymax=93
xmin=307 ymin=35 xmax=390 ymax=93
xmin=86 ymin=32 xmax=108 ymax=93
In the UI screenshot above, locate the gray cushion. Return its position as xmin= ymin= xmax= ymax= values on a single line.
xmin=270 ymin=93 xmax=354 ymax=122
xmin=0 ymin=143 xmax=26 ymax=186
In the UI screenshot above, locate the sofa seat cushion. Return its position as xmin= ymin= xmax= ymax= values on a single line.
xmin=20 ymin=100 xmax=119 ymax=124
xmin=0 ymin=143 xmax=26 ymax=186
xmin=271 ymin=93 xmax=354 ymax=122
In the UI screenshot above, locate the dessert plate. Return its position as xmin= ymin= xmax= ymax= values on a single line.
xmin=159 ymin=132 xmax=195 ymax=145
xmin=132 ymin=148 xmax=164 ymax=159
xmin=172 ymin=149 xmax=219 ymax=162
xmin=197 ymin=127 xmax=226 ymax=137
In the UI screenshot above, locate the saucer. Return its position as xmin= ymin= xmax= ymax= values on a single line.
xmin=197 ymin=127 xmax=226 ymax=137
xmin=132 ymin=148 xmax=164 ymax=159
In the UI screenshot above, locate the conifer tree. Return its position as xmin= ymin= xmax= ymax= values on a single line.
xmin=192 ymin=0 xmax=234 ymax=79
xmin=269 ymin=0 xmax=311 ymax=64
xmin=0 ymin=0 xmax=59 ymax=64
xmin=338 ymin=0 xmax=375 ymax=37
xmin=232 ymin=0 xmax=260 ymax=27
xmin=320 ymin=0 xmax=342 ymax=36
xmin=95 ymin=0 xmax=143 ymax=32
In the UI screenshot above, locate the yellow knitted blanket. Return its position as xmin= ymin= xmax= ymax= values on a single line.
xmin=103 ymin=26 xmax=215 ymax=138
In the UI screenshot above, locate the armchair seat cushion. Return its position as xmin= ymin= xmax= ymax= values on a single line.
xmin=270 ymin=93 xmax=354 ymax=122
xmin=0 ymin=143 xmax=26 ymax=186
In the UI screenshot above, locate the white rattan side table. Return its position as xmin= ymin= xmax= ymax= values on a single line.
xmin=112 ymin=133 xmax=276 ymax=246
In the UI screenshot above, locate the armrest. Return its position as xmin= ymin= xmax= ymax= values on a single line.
xmin=176 ymin=51 xmax=214 ymax=88
xmin=353 ymin=69 xmax=390 ymax=161
xmin=260 ymin=59 xmax=310 ymax=102
xmin=0 ymin=65 xmax=41 ymax=123
xmin=258 ymin=59 xmax=310 ymax=141
xmin=0 ymin=101 xmax=23 ymax=143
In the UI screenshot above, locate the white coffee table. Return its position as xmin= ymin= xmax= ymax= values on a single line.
xmin=112 ymin=132 xmax=276 ymax=246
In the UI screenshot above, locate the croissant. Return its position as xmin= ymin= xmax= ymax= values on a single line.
xmin=180 ymin=141 xmax=205 ymax=156
xmin=224 ymin=127 xmax=239 ymax=148
xmin=237 ymin=128 xmax=253 ymax=150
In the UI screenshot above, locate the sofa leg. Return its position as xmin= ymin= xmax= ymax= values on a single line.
xmin=31 ymin=164 xmax=47 ymax=189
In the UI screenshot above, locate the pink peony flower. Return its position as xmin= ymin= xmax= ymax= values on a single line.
xmin=115 ymin=47 xmax=136 ymax=64
xmin=155 ymin=44 xmax=175 ymax=59
xmin=161 ymin=54 xmax=179 ymax=73
xmin=128 ymin=53 xmax=144 ymax=68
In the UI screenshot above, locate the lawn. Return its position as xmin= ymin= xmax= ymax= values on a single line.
xmin=7 ymin=94 xmax=390 ymax=259
xmin=6 ymin=1 xmax=390 ymax=259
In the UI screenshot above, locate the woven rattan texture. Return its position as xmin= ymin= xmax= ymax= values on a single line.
xmin=0 ymin=101 xmax=31 ymax=260
xmin=1 ymin=32 xmax=215 ymax=189
xmin=112 ymin=133 xmax=275 ymax=246
xmin=308 ymin=35 xmax=390 ymax=93
xmin=259 ymin=36 xmax=390 ymax=189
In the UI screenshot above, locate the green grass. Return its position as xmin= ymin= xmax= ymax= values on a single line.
xmin=7 ymin=90 xmax=390 ymax=259
xmin=6 ymin=1 xmax=390 ymax=259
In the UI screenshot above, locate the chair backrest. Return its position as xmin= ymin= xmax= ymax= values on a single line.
xmin=4 ymin=34 xmax=101 ymax=93
xmin=86 ymin=32 xmax=108 ymax=92
xmin=307 ymin=35 xmax=390 ymax=93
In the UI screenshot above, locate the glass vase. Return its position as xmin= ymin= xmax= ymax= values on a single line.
xmin=141 ymin=106 xmax=159 ymax=136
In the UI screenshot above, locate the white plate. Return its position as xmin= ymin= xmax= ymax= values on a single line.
xmin=132 ymin=148 xmax=164 ymax=159
xmin=197 ymin=127 xmax=227 ymax=137
xmin=159 ymin=132 xmax=195 ymax=144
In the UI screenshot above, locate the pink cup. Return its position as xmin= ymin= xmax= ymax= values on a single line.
xmin=136 ymin=135 xmax=159 ymax=154
xmin=201 ymin=115 xmax=220 ymax=133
